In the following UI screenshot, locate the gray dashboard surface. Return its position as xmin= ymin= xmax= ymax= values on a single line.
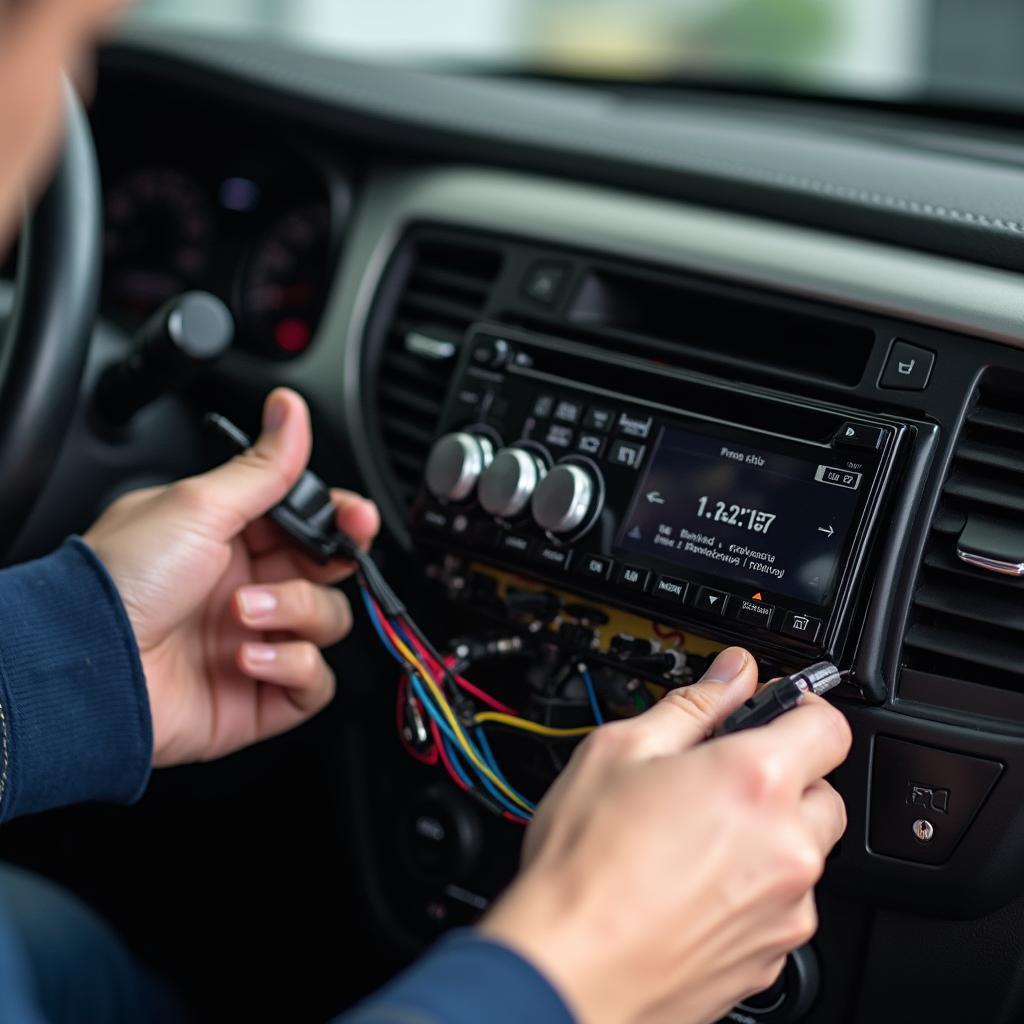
xmin=107 ymin=27 xmax=1024 ymax=273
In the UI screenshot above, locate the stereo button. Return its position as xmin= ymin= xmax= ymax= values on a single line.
xmin=736 ymin=598 xmax=775 ymax=629
xmin=535 ymin=544 xmax=573 ymax=572
xmin=609 ymin=440 xmax=646 ymax=470
xmin=616 ymin=564 xmax=650 ymax=593
xmin=544 ymin=423 xmax=574 ymax=450
xmin=652 ymin=575 xmax=689 ymax=603
xmin=695 ymin=587 xmax=728 ymax=616
xmin=553 ymin=399 xmax=583 ymax=425
xmin=617 ymin=413 xmax=654 ymax=440
xmin=835 ymin=422 xmax=884 ymax=451
xmin=584 ymin=407 xmax=614 ymax=432
xmin=780 ymin=611 xmax=822 ymax=642
xmin=578 ymin=554 xmax=612 ymax=581
xmin=420 ymin=508 xmax=449 ymax=532
xmin=576 ymin=432 xmax=607 ymax=458
xmin=532 ymin=394 xmax=555 ymax=418
xmin=498 ymin=532 xmax=533 ymax=556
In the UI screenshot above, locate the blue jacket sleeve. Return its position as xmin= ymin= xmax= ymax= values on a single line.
xmin=0 ymin=537 xmax=152 ymax=823
xmin=336 ymin=931 xmax=574 ymax=1024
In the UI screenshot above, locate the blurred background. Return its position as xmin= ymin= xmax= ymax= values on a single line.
xmin=131 ymin=0 xmax=1023 ymax=111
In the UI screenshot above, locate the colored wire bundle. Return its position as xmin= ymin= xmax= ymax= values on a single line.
xmin=358 ymin=569 xmax=604 ymax=826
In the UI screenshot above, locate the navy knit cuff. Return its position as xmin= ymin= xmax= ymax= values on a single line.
xmin=343 ymin=929 xmax=574 ymax=1024
xmin=0 ymin=537 xmax=152 ymax=822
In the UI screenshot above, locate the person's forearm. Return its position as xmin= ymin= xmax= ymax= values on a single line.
xmin=334 ymin=931 xmax=573 ymax=1024
xmin=0 ymin=537 xmax=152 ymax=823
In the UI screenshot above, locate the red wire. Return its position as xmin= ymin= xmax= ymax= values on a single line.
xmin=396 ymin=675 xmax=438 ymax=766
xmin=367 ymin=593 xmax=519 ymax=715
xmin=431 ymin=719 xmax=469 ymax=791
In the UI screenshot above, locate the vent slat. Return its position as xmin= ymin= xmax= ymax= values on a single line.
xmin=914 ymin=583 xmax=1024 ymax=633
xmin=904 ymin=367 xmax=1024 ymax=702
xmin=967 ymin=405 xmax=1024 ymax=437
xmin=955 ymin=439 xmax=1024 ymax=476
xmin=944 ymin=473 xmax=1024 ymax=516
xmin=904 ymin=623 xmax=1024 ymax=679
xmin=378 ymin=381 xmax=443 ymax=419
xmin=369 ymin=232 xmax=503 ymax=506
xmin=400 ymin=290 xmax=484 ymax=324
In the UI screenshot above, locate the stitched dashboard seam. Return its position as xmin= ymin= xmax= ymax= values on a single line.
xmin=0 ymin=698 xmax=9 ymax=813
xmin=186 ymin=48 xmax=1024 ymax=238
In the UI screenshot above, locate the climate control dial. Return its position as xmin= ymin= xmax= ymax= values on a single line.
xmin=478 ymin=446 xmax=547 ymax=519
xmin=424 ymin=432 xmax=494 ymax=503
xmin=532 ymin=461 xmax=600 ymax=535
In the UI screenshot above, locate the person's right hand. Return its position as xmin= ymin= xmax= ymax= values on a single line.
xmin=481 ymin=647 xmax=851 ymax=1024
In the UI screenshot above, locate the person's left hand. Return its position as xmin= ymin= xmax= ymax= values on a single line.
xmin=84 ymin=388 xmax=379 ymax=767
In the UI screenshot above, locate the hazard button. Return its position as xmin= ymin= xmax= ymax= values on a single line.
xmin=695 ymin=587 xmax=728 ymax=616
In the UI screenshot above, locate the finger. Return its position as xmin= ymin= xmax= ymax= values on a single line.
xmin=182 ymin=388 xmax=311 ymax=539
xmin=232 ymin=580 xmax=353 ymax=648
xmin=745 ymin=693 xmax=853 ymax=789
xmin=619 ymin=648 xmax=759 ymax=758
xmin=237 ymin=641 xmax=336 ymax=714
xmin=800 ymin=779 xmax=848 ymax=855
xmin=332 ymin=489 xmax=380 ymax=554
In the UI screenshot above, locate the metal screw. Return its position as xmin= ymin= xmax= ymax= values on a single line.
xmin=912 ymin=819 xmax=934 ymax=842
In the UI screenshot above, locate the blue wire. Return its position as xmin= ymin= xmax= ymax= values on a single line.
xmin=440 ymin=735 xmax=474 ymax=790
xmin=580 ymin=666 xmax=605 ymax=725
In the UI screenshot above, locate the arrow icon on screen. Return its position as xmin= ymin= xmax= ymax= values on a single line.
xmin=646 ymin=491 xmax=665 ymax=504
xmin=818 ymin=525 xmax=835 ymax=538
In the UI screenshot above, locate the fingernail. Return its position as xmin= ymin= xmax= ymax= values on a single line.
xmin=262 ymin=392 xmax=288 ymax=433
xmin=243 ymin=643 xmax=277 ymax=665
xmin=237 ymin=588 xmax=277 ymax=620
xmin=702 ymin=647 xmax=748 ymax=683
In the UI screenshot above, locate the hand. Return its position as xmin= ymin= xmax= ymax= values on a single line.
xmin=84 ymin=388 xmax=379 ymax=767
xmin=481 ymin=648 xmax=851 ymax=1024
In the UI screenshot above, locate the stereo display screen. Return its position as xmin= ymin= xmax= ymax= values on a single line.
xmin=616 ymin=424 xmax=868 ymax=607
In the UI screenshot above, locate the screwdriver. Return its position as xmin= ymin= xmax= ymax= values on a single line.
xmin=717 ymin=662 xmax=846 ymax=735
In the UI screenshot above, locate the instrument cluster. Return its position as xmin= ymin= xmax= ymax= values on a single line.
xmin=98 ymin=128 xmax=349 ymax=358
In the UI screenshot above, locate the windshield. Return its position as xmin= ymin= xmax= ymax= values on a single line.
xmin=129 ymin=0 xmax=1016 ymax=113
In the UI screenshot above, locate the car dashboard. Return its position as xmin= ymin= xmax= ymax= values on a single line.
xmin=5 ymin=26 xmax=1024 ymax=1024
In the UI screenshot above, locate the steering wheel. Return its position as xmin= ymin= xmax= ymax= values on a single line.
xmin=0 ymin=83 xmax=101 ymax=553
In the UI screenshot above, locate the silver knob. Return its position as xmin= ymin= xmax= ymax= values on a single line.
xmin=532 ymin=463 xmax=596 ymax=535
xmin=478 ymin=447 xmax=546 ymax=519
xmin=424 ymin=432 xmax=493 ymax=502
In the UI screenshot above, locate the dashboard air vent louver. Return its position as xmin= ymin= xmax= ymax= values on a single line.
xmin=371 ymin=231 xmax=502 ymax=504
xmin=903 ymin=368 xmax=1024 ymax=693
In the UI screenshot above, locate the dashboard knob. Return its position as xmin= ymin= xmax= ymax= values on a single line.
xmin=424 ymin=432 xmax=493 ymax=503
xmin=532 ymin=463 xmax=597 ymax=535
xmin=478 ymin=447 xmax=546 ymax=519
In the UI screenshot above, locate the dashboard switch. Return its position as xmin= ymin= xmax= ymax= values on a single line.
xmin=835 ymin=422 xmax=884 ymax=451
xmin=869 ymin=737 xmax=1002 ymax=865
xmin=880 ymin=340 xmax=935 ymax=391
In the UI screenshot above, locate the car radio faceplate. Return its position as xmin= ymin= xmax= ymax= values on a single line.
xmin=411 ymin=324 xmax=909 ymax=668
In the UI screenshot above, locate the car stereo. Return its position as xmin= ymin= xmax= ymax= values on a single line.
xmin=411 ymin=324 xmax=908 ymax=667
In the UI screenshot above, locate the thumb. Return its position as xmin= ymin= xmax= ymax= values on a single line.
xmin=183 ymin=388 xmax=311 ymax=539
xmin=623 ymin=647 xmax=758 ymax=760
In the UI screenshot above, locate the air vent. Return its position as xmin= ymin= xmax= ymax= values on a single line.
xmin=903 ymin=368 xmax=1024 ymax=694
xmin=369 ymin=230 xmax=502 ymax=503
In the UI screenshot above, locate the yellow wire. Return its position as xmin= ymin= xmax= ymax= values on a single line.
xmin=474 ymin=712 xmax=597 ymax=738
xmin=388 ymin=630 xmax=534 ymax=814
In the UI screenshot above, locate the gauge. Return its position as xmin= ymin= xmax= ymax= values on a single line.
xmin=237 ymin=202 xmax=332 ymax=356
xmin=104 ymin=168 xmax=215 ymax=323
